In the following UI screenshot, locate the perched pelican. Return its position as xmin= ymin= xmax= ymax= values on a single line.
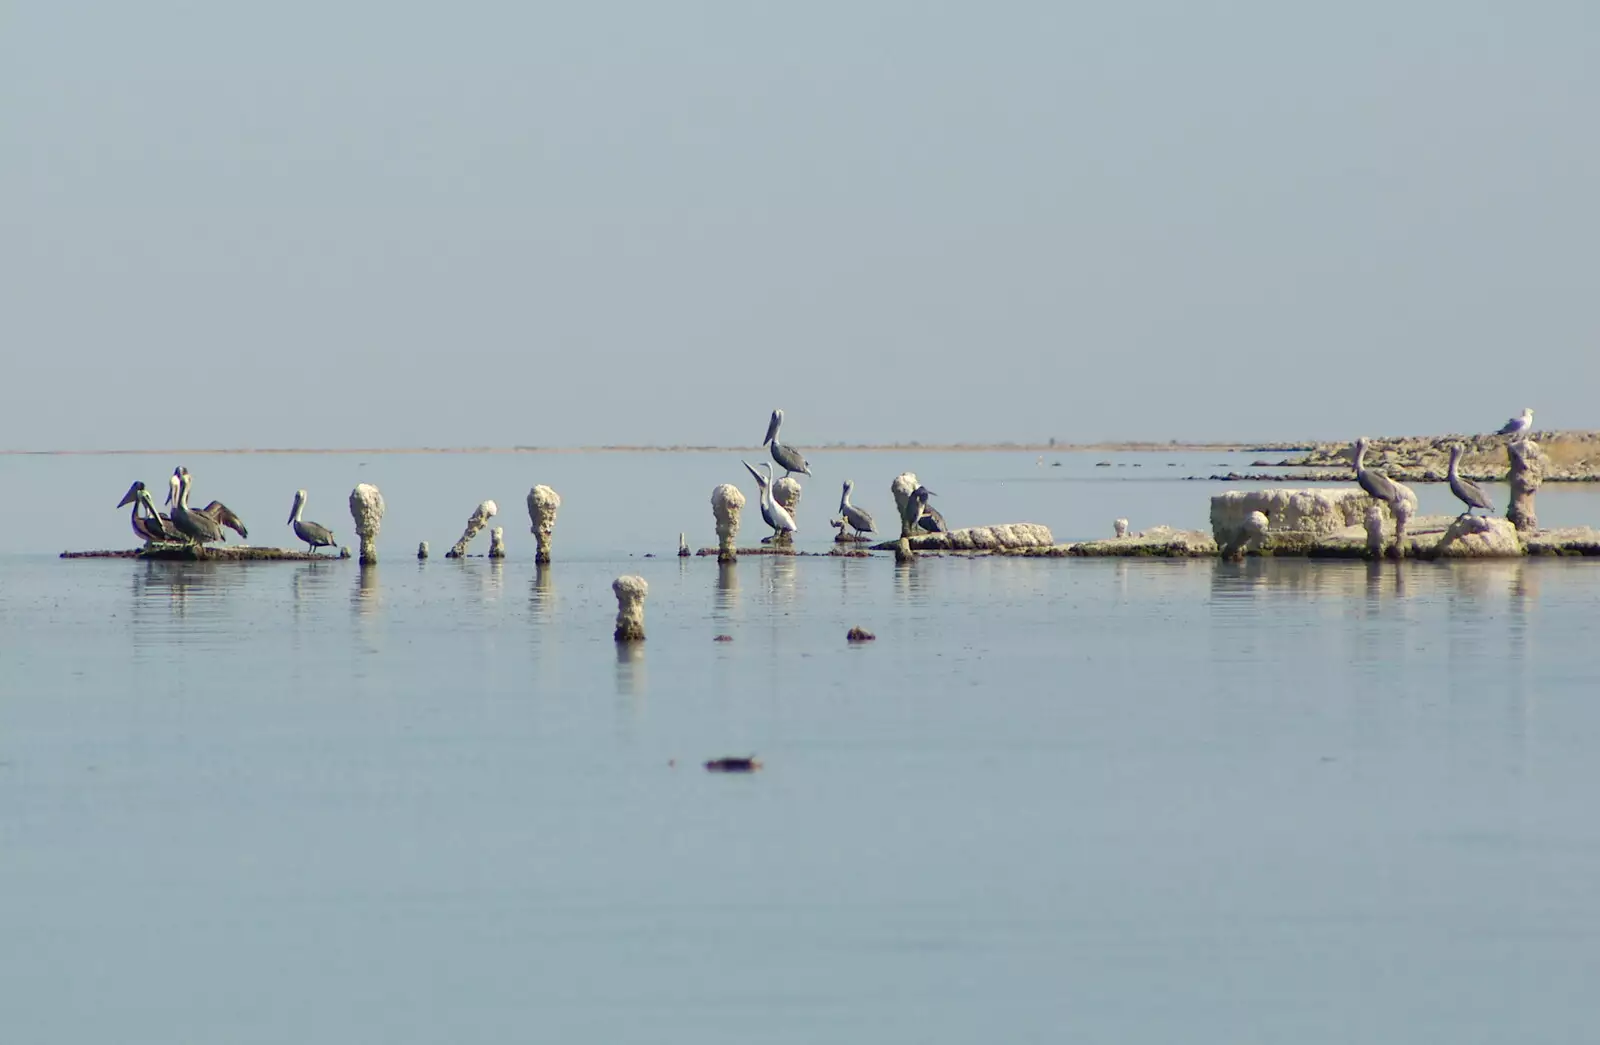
xmin=902 ymin=485 xmax=947 ymax=534
xmin=287 ymin=489 xmax=337 ymax=554
xmin=1447 ymin=444 xmax=1495 ymax=517
xmin=763 ymin=409 xmax=811 ymax=478
xmin=164 ymin=467 xmax=249 ymax=539
xmin=839 ymin=480 xmax=875 ymax=538
xmin=170 ymin=470 xmax=225 ymax=547
xmin=1352 ymin=438 xmax=1405 ymax=508
xmin=116 ymin=481 xmax=179 ymax=543
xmin=1496 ymin=408 xmax=1534 ymax=442
xmin=742 ymin=459 xmax=796 ymax=542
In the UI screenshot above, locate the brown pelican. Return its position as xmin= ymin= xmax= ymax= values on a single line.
xmin=171 ymin=470 xmax=225 ymax=547
xmin=116 ymin=481 xmax=180 ymax=543
xmin=903 ymin=485 xmax=947 ymax=534
xmin=763 ymin=409 xmax=811 ymax=478
xmin=741 ymin=460 xmax=796 ymax=542
xmin=164 ymin=467 xmax=249 ymax=539
xmin=287 ymin=489 xmax=337 ymax=554
xmin=839 ymin=480 xmax=875 ymax=537
xmin=1447 ymin=444 xmax=1495 ymax=517
xmin=1352 ymin=437 xmax=1405 ymax=508
xmin=1496 ymin=408 xmax=1534 ymax=442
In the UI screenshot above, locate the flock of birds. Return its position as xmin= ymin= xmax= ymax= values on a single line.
xmin=116 ymin=467 xmax=340 ymax=554
xmin=1354 ymin=407 xmax=1534 ymax=519
xmin=740 ymin=408 xmax=946 ymax=543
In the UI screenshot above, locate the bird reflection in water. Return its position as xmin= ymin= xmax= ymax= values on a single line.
xmin=132 ymin=560 xmax=228 ymax=627
xmin=766 ymin=555 xmax=798 ymax=605
xmin=894 ymin=558 xmax=933 ymax=603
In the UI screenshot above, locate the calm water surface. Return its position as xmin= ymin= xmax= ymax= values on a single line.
xmin=4 ymin=452 xmax=1600 ymax=1042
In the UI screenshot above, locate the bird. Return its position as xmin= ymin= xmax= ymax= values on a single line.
xmin=742 ymin=459 xmax=796 ymax=542
xmin=1351 ymin=438 xmax=1406 ymax=508
xmin=115 ymin=481 xmax=180 ymax=543
xmin=903 ymin=485 xmax=947 ymax=534
xmin=838 ymin=480 xmax=875 ymax=538
xmin=287 ymin=489 xmax=337 ymax=554
xmin=1447 ymin=444 xmax=1495 ymax=517
xmin=170 ymin=470 xmax=225 ymax=547
xmin=1496 ymin=407 xmax=1534 ymax=442
xmin=164 ymin=467 xmax=249 ymax=539
xmin=763 ymin=409 xmax=811 ymax=478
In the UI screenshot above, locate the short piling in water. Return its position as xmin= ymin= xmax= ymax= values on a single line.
xmin=712 ymin=484 xmax=745 ymax=563
xmin=613 ymin=575 xmax=648 ymax=641
xmin=417 ymin=541 xmax=429 ymax=560
xmin=1114 ymin=518 xmax=1130 ymax=538
xmin=349 ymin=483 xmax=385 ymax=565
xmin=1389 ymin=482 xmax=1417 ymax=560
xmin=1508 ymin=439 xmax=1546 ymax=533
xmin=447 ymin=500 xmax=497 ymax=558
xmin=774 ymin=477 xmax=801 ymax=521
xmin=678 ymin=533 xmax=691 ymax=557
xmin=488 ymin=526 xmax=506 ymax=559
xmin=1365 ymin=506 xmax=1386 ymax=559
xmin=891 ymin=473 xmax=920 ymax=538
xmin=526 ymin=485 xmax=561 ymax=564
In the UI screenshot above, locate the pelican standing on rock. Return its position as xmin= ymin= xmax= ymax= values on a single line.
xmin=902 ymin=485 xmax=947 ymax=534
xmin=763 ymin=409 xmax=811 ymax=478
xmin=165 ymin=467 xmax=250 ymax=538
xmin=1496 ymin=408 xmax=1534 ymax=442
xmin=742 ymin=460 xmax=796 ymax=542
xmin=171 ymin=470 xmax=224 ymax=547
xmin=287 ymin=489 xmax=337 ymax=554
xmin=838 ymin=480 xmax=875 ymax=538
xmin=1447 ymin=444 xmax=1495 ymax=517
xmin=1352 ymin=437 xmax=1405 ymax=509
xmin=116 ymin=481 xmax=179 ymax=543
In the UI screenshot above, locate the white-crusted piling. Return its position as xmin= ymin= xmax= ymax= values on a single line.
xmin=892 ymin=473 xmax=920 ymax=538
xmin=447 ymin=500 xmax=497 ymax=558
xmin=348 ymin=483 xmax=385 ymax=565
xmin=712 ymin=484 xmax=745 ymax=563
xmin=1507 ymin=439 xmax=1545 ymax=533
xmin=678 ymin=533 xmax=690 ymax=557
xmin=1114 ymin=518 xmax=1130 ymax=538
xmin=1389 ymin=480 xmax=1417 ymax=560
xmin=488 ymin=526 xmax=506 ymax=559
xmin=612 ymin=575 xmax=648 ymax=642
xmin=526 ymin=485 xmax=561 ymax=564
xmin=774 ymin=477 xmax=801 ymax=519
xmin=1365 ymin=506 xmax=1386 ymax=559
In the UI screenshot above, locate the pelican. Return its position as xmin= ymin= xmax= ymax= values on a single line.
xmin=839 ymin=480 xmax=875 ymax=538
xmin=1447 ymin=444 xmax=1495 ymax=517
xmin=763 ymin=409 xmax=811 ymax=478
xmin=902 ymin=485 xmax=947 ymax=534
xmin=742 ymin=459 xmax=796 ymax=542
xmin=1496 ymin=407 xmax=1534 ymax=442
xmin=170 ymin=470 xmax=225 ymax=547
xmin=116 ymin=481 xmax=180 ymax=543
xmin=1352 ymin=437 xmax=1405 ymax=508
xmin=164 ymin=467 xmax=249 ymax=539
xmin=287 ymin=489 xmax=337 ymax=554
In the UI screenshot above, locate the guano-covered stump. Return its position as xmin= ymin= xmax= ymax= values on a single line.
xmin=891 ymin=473 xmax=920 ymax=538
xmin=447 ymin=500 xmax=497 ymax=558
xmin=613 ymin=575 xmax=648 ymax=641
xmin=712 ymin=484 xmax=745 ymax=563
xmin=526 ymin=485 xmax=561 ymax=564
xmin=488 ymin=526 xmax=506 ymax=559
xmin=349 ymin=483 xmax=385 ymax=565
xmin=1508 ymin=439 xmax=1546 ymax=533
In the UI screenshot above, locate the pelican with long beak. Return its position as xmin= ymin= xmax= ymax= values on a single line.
xmin=839 ymin=480 xmax=876 ymax=538
xmin=742 ymin=459 xmax=796 ymax=543
xmin=165 ymin=466 xmax=249 ymax=539
xmin=763 ymin=409 xmax=812 ymax=478
xmin=288 ymin=490 xmax=337 ymax=554
xmin=116 ymin=481 xmax=180 ymax=543
xmin=170 ymin=470 xmax=225 ymax=547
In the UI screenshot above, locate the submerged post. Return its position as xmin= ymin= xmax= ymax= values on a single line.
xmin=447 ymin=500 xmax=497 ymax=558
xmin=1507 ymin=439 xmax=1545 ymax=533
xmin=613 ymin=575 xmax=648 ymax=641
xmin=526 ymin=485 xmax=561 ymax=564
xmin=348 ymin=483 xmax=385 ymax=565
xmin=488 ymin=526 xmax=506 ymax=559
xmin=712 ymin=484 xmax=745 ymax=563
xmin=891 ymin=473 xmax=920 ymax=538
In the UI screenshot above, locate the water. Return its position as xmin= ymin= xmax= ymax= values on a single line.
xmin=5 ymin=452 xmax=1600 ymax=1043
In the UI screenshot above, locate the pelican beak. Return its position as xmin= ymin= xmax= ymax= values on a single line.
xmin=742 ymin=459 xmax=765 ymax=487
xmin=116 ymin=482 xmax=143 ymax=508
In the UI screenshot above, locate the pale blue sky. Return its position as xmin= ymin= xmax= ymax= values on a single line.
xmin=6 ymin=2 xmax=1596 ymax=450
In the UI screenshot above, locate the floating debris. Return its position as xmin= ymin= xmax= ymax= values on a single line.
xmin=705 ymin=756 xmax=762 ymax=773
xmin=846 ymin=626 xmax=876 ymax=642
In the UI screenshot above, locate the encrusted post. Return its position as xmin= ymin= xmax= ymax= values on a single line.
xmin=447 ymin=500 xmax=497 ymax=558
xmin=678 ymin=533 xmax=690 ymax=557
xmin=612 ymin=575 xmax=648 ymax=641
xmin=348 ymin=483 xmax=385 ymax=565
xmin=774 ymin=477 xmax=801 ymax=519
xmin=1114 ymin=518 xmax=1130 ymax=538
xmin=892 ymin=473 xmax=920 ymax=538
xmin=1388 ymin=482 xmax=1417 ymax=561
xmin=526 ymin=485 xmax=561 ymax=564
xmin=1507 ymin=439 xmax=1545 ymax=533
xmin=488 ymin=526 xmax=506 ymax=559
xmin=417 ymin=541 xmax=429 ymax=560
xmin=712 ymin=484 xmax=745 ymax=563
xmin=1365 ymin=506 xmax=1386 ymax=560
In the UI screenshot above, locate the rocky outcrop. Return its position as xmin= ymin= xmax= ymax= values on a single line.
xmin=1430 ymin=516 xmax=1524 ymax=558
xmin=874 ymin=522 xmax=1054 ymax=552
xmin=1277 ymin=431 xmax=1600 ymax=483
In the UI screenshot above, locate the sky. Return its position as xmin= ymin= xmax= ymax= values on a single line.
xmin=5 ymin=2 xmax=1597 ymax=451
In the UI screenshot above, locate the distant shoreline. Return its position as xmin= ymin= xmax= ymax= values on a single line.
xmin=0 ymin=441 xmax=1294 ymax=456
